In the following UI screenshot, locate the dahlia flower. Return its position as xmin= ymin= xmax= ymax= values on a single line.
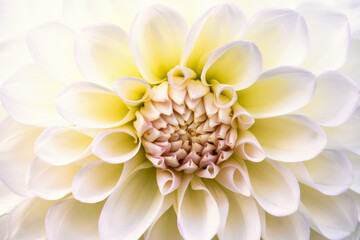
xmin=0 ymin=0 xmax=359 ymax=239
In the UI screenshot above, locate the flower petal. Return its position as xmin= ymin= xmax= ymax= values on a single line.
xmin=113 ymin=77 xmax=151 ymax=106
xmin=250 ymin=115 xmax=326 ymax=162
xmin=27 ymin=157 xmax=80 ymax=200
xmin=246 ymin=9 xmax=309 ymax=67
xmin=298 ymin=1 xmax=350 ymax=74
xmin=156 ymin=168 xmax=182 ymax=195
xmin=284 ymin=149 xmax=353 ymax=196
xmin=34 ymin=126 xmax=92 ymax=166
xmin=0 ymin=64 xmax=65 ymax=127
xmin=46 ymin=198 xmax=103 ymax=240
xmin=7 ymin=198 xmax=55 ymax=240
xmin=346 ymin=151 xmax=360 ymax=194
xmin=238 ymin=66 xmax=316 ymax=119
xmin=247 ymin=160 xmax=300 ymax=216
xmin=177 ymin=176 xmax=221 ymax=240
xmin=130 ymin=5 xmax=188 ymax=84
xmin=235 ymin=130 xmax=265 ymax=162
xmin=299 ymin=184 xmax=358 ymax=239
xmin=182 ymin=3 xmax=247 ymax=74
xmin=0 ymin=181 xmax=24 ymax=215
xmin=55 ymin=82 xmax=134 ymax=128
xmin=0 ymin=214 xmax=8 ymax=239
xmin=301 ymin=71 xmax=360 ymax=127
xmin=27 ymin=22 xmax=85 ymax=84
xmin=99 ymin=167 xmax=163 ymax=240
xmin=75 ymin=24 xmax=141 ymax=89
xmin=0 ymin=117 xmax=43 ymax=196
xmin=340 ymin=34 xmax=360 ymax=87
xmin=92 ymin=126 xmax=141 ymax=164
xmin=201 ymin=41 xmax=262 ymax=91
xmin=72 ymin=161 xmax=123 ymax=203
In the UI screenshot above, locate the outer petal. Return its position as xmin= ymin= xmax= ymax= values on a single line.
xmin=7 ymin=198 xmax=55 ymax=240
xmin=340 ymin=33 xmax=360 ymax=86
xmin=75 ymin=24 xmax=141 ymax=89
xmin=156 ymin=168 xmax=182 ymax=195
xmin=46 ymin=198 xmax=103 ymax=240
xmin=238 ymin=66 xmax=316 ymax=119
xmin=0 ymin=117 xmax=43 ymax=196
xmin=72 ymin=161 xmax=123 ymax=203
xmin=0 ymin=181 xmax=24 ymax=215
xmin=284 ymin=149 xmax=353 ymax=196
xmin=99 ymin=167 xmax=163 ymax=240
xmin=0 ymin=64 xmax=65 ymax=127
xmin=182 ymin=3 xmax=247 ymax=74
xmin=27 ymin=22 xmax=85 ymax=84
xmin=55 ymin=82 xmax=134 ymax=128
xmin=114 ymin=77 xmax=151 ymax=106
xmin=201 ymin=41 xmax=262 ymax=91
xmin=246 ymin=160 xmax=300 ymax=216
xmin=250 ymin=115 xmax=326 ymax=162
xmin=34 ymin=126 xmax=92 ymax=166
xmin=246 ymin=9 xmax=309 ymax=67
xmin=130 ymin=5 xmax=188 ymax=84
xmin=299 ymin=184 xmax=358 ymax=239
xmin=0 ymin=214 xmax=8 ymax=239
xmin=301 ymin=71 xmax=360 ymax=127
xmin=346 ymin=151 xmax=360 ymax=194
xmin=298 ymin=1 xmax=350 ymax=74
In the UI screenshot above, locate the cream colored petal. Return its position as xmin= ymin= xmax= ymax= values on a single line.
xmin=219 ymin=189 xmax=261 ymax=240
xmin=177 ymin=176 xmax=221 ymax=240
xmin=346 ymin=151 xmax=360 ymax=194
xmin=235 ymin=130 xmax=265 ymax=162
xmin=99 ymin=167 xmax=163 ymax=240
xmin=231 ymin=102 xmax=254 ymax=129
xmin=7 ymin=198 xmax=55 ymax=240
xmin=299 ymin=184 xmax=358 ymax=239
xmin=26 ymin=157 xmax=80 ymax=200
xmin=340 ymin=35 xmax=360 ymax=87
xmin=34 ymin=126 xmax=92 ymax=166
xmin=114 ymin=77 xmax=151 ymax=106
xmin=72 ymin=160 xmax=123 ymax=203
xmin=27 ymin=22 xmax=85 ymax=84
xmin=298 ymin=1 xmax=350 ymax=74
xmin=238 ymin=66 xmax=316 ymax=119
xmin=0 ymin=117 xmax=43 ymax=196
xmin=246 ymin=9 xmax=309 ymax=67
xmin=55 ymin=82 xmax=134 ymax=128
xmin=0 ymin=64 xmax=66 ymax=127
xmin=284 ymin=149 xmax=353 ymax=196
xmin=0 ymin=214 xmax=8 ymax=239
xmin=182 ymin=3 xmax=247 ymax=74
xmin=212 ymin=84 xmax=237 ymax=109
xmin=46 ymin=198 xmax=103 ymax=240
xmin=75 ymin=24 xmax=141 ymax=89
xmin=324 ymin=107 xmax=360 ymax=154
xmin=251 ymin=115 xmax=326 ymax=162
xmin=130 ymin=5 xmax=188 ymax=84
xmin=201 ymin=41 xmax=262 ymax=91
xmin=0 ymin=181 xmax=24 ymax=215
xmin=156 ymin=168 xmax=182 ymax=195
xmin=301 ymin=71 xmax=360 ymax=127
xmin=247 ymin=160 xmax=300 ymax=216
xmin=92 ymin=126 xmax=141 ymax=164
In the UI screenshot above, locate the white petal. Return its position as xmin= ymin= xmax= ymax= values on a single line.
xmin=114 ymin=77 xmax=151 ymax=106
xmin=92 ymin=126 xmax=141 ymax=164
xmin=177 ymin=176 xmax=221 ymax=240
xmin=346 ymin=151 xmax=360 ymax=194
xmin=46 ymin=198 xmax=103 ymax=240
xmin=299 ymin=184 xmax=358 ymax=239
xmin=284 ymin=149 xmax=353 ymax=196
xmin=246 ymin=9 xmax=309 ymax=67
xmin=7 ymin=198 xmax=55 ymax=240
xmin=235 ymin=130 xmax=265 ymax=162
xmin=0 ymin=181 xmax=24 ymax=215
xmin=130 ymin=5 xmax=188 ymax=84
xmin=247 ymin=160 xmax=300 ymax=216
xmin=55 ymin=81 xmax=134 ymax=128
xmin=324 ymin=107 xmax=360 ymax=154
xmin=298 ymin=1 xmax=350 ymax=74
xmin=0 ymin=117 xmax=43 ymax=196
xmin=251 ymin=115 xmax=326 ymax=162
xmin=156 ymin=168 xmax=182 ymax=195
xmin=302 ymin=71 xmax=360 ymax=127
xmin=27 ymin=22 xmax=85 ymax=84
xmin=201 ymin=41 xmax=262 ymax=91
xmin=0 ymin=214 xmax=8 ymax=239
xmin=72 ymin=161 xmax=123 ymax=203
xmin=182 ymin=3 xmax=247 ymax=74
xmin=220 ymin=189 xmax=261 ymax=240
xmin=340 ymin=35 xmax=360 ymax=87
xmin=34 ymin=126 xmax=92 ymax=166
xmin=0 ymin=64 xmax=65 ymax=127
xmin=238 ymin=66 xmax=316 ymax=119
xmin=26 ymin=157 xmax=80 ymax=200
xmin=99 ymin=167 xmax=163 ymax=240
xmin=212 ymin=84 xmax=237 ymax=109
xmin=75 ymin=24 xmax=141 ymax=89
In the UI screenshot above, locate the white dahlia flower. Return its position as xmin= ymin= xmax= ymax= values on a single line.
xmin=0 ymin=0 xmax=360 ymax=239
